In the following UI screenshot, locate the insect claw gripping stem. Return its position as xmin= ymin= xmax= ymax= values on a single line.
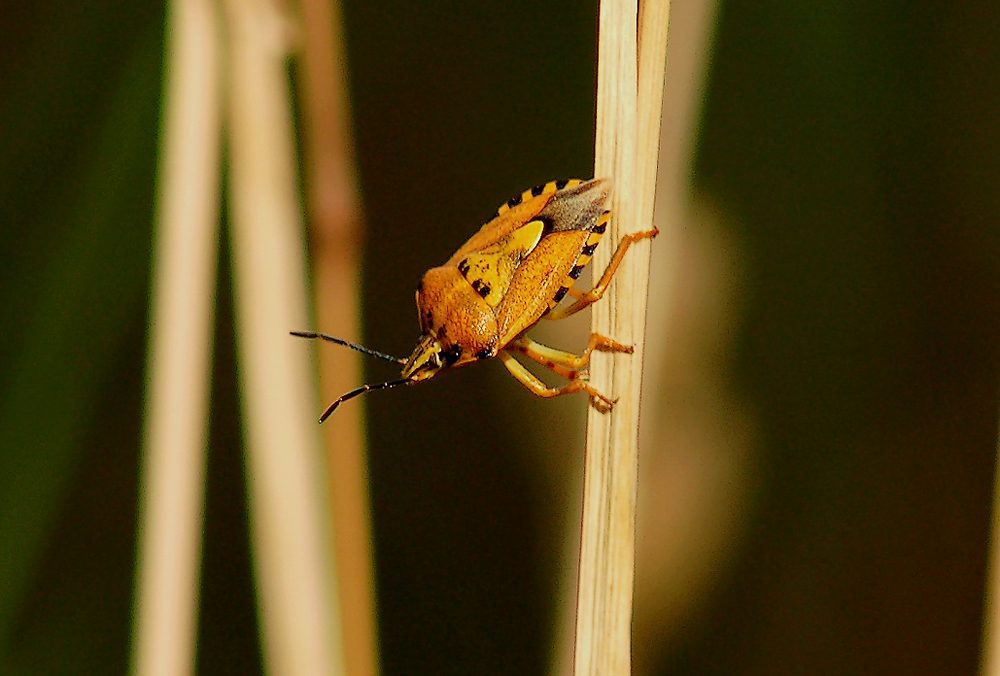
xmin=590 ymin=394 xmax=617 ymax=414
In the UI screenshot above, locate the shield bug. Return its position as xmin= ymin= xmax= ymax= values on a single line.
xmin=293 ymin=178 xmax=657 ymax=422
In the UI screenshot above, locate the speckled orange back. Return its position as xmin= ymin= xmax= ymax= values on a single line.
xmin=413 ymin=178 xmax=611 ymax=364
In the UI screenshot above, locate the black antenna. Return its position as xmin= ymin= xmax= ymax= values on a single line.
xmin=319 ymin=378 xmax=410 ymax=423
xmin=290 ymin=330 xmax=405 ymax=365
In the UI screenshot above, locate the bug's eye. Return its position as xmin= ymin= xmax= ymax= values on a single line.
xmin=442 ymin=344 xmax=463 ymax=366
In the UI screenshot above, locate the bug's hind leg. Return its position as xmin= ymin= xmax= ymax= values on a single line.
xmin=546 ymin=227 xmax=659 ymax=321
xmin=499 ymin=350 xmax=616 ymax=413
xmin=509 ymin=334 xmax=632 ymax=374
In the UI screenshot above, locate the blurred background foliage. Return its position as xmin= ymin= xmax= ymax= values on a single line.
xmin=1 ymin=0 xmax=999 ymax=675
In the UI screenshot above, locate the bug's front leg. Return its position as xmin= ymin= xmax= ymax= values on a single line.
xmin=546 ymin=227 xmax=659 ymax=321
xmin=498 ymin=350 xmax=616 ymax=413
xmin=508 ymin=334 xmax=632 ymax=375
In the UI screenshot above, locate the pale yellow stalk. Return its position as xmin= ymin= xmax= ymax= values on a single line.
xmin=224 ymin=0 xmax=345 ymax=673
xmin=295 ymin=0 xmax=379 ymax=673
xmin=132 ymin=1 xmax=222 ymax=673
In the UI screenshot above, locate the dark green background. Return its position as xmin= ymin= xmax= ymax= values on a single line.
xmin=2 ymin=0 xmax=998 ymax=674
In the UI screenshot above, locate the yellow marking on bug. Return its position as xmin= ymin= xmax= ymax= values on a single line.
xmin=459 ymin=218 xmax=545 ymax=307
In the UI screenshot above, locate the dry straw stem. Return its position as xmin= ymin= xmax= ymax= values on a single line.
xmin=574 ymin=0 xmax=671 ymax=673
xmin=132 ymin=0 xmax=221 ymax=673
xmin=295 ymin=0 xmax=379 ymax=673
xmin=224 ymin=0 xmax=345 ymax=673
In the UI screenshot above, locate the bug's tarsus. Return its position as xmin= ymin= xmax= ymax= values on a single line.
xmin=290 ymin=330 xmax=405 ymax=365
xmin=589 ymin=395 xmax=617 ymax=414
xmin=318 ymin=378 xmax=411 ymax=423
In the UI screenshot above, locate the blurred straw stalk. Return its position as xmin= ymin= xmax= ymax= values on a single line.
xmin=631 ymin=1 xmax=752 ymax=671
xmin=136 ymin=0 xmax=371 ymax=671
xmin=132 ymin=0 xmax=221 ymax=673
xmin=573 ymin=0 xmax=670 ymax=674
xmin=223 ymin=0 xmax=345 ymax=673
xmin=295 ymin=0 xmax=379 ymax=673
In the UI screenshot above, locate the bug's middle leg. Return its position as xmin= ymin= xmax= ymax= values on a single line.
xmin=509 ymin=334 xmax=632 ymax=374
xmin=546 ymin=227 xmax=659 ymax=321
xmin=498 ymin=350 xmax=616 ymax=412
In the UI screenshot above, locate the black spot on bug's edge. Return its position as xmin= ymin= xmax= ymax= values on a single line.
xmin=553 ymin=286 xmax=568 ymax=303
xmin=582 ymin=243 xmax=598 ymax=257
xmin=531 ymin=184 xmax=545 ymax=197
xmin=507 ymin=196 xmax=521 ymax=208
xmin=569 ymin=265 xmax=584 ymax=279
xmin=555 ymin=179 xmax=569 ymax=190
xmin=475 ymin=348 xmax=492 ymax=360
xmin=593 ymin=221 xmax=607 ymax=234
xmin=457 ymin=258 xmax=470 ymax=277
xmin=472 ymin=279 xmax=491 ymax=298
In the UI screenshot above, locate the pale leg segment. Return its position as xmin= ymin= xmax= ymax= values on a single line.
xmin=546 ymin=228 xmax=659 ymax=321
xmin=509 ymin=333 xmax=633 ymax=374
xmin=499 ymin=350 xmax=615 ymax=413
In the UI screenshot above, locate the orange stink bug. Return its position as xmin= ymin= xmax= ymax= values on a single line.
xmin=293 ymin=178 xmax=657 ymax=422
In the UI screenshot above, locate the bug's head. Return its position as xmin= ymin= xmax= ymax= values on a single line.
xmin=406 ymin=266 xmax=499 ymax=381
xmin=400 ymin=332 xmax=455 ymax=382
